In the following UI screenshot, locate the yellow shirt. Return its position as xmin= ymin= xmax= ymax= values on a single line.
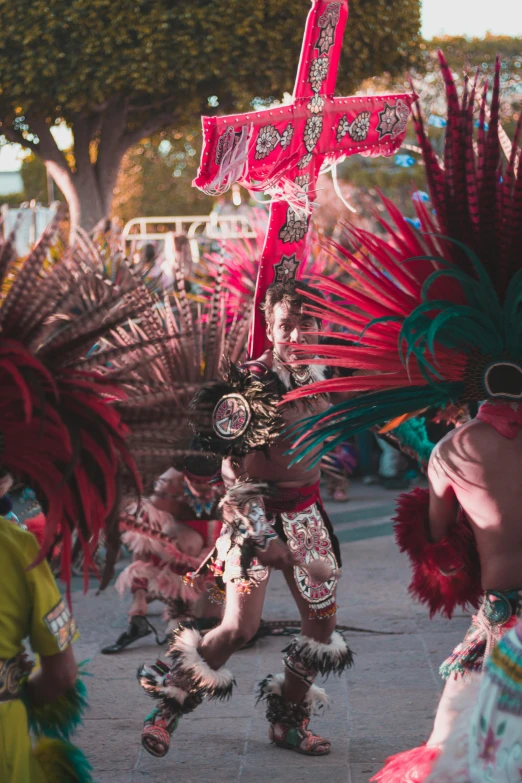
xmin=0 ymin=516 xmax=76 ymax=659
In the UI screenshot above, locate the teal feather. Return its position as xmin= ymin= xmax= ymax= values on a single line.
xmin=393 ymin=417 xmax=435 ymax=466
xmin=24 ymin=664 xmax=90 ymax=741
xmin=358 ymin=315 xmax=402 ymax=342
xmin=286 ymin=383 xmax=462 ymax=467
xmin=288 ymin=236 xmax=522 ymax=465
xmin=504 ymin=268 xmax=522 ymax=354
xmin=421 ymin=268 xmax=502 ymax=325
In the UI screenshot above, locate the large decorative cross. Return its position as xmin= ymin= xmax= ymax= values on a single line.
xmin=194 ymin=0 xmax=416 ymax=356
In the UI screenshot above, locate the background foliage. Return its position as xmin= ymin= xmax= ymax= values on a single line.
xmin=0 ymin=0 xmax=421 ymax=228
xmin=2 ymin=3 xmax=520 ymax=232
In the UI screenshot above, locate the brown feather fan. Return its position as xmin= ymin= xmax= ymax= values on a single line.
xmin=0 ymin=213 xmax=165 ymax=597
xmin=106 ymin=256 xmax=252 ymax=491
xmin=0 ymin=212 xmax=251 ymax=592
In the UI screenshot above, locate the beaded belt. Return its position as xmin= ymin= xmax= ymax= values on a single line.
xmin=0 ymin=656 xmax=23 ymax=702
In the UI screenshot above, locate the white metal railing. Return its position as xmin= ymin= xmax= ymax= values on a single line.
xmin=122 ymin=213 xmax=257 ymax=244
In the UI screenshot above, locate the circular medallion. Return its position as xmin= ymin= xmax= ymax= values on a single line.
xmin=212 ymin=393 xmax=251 ymax=440
xmin=294 ymin=552 xmax=338 ymax=604
xmin=484 ymin=592 xmax=512 ymax=625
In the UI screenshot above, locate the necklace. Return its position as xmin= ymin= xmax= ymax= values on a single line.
xmin=273 ymin=352 xmax=319 ymax=413
xmin=183 ymin=483 xmax=216 ymax=519
xmin=273 ymin=351 xmax=315 ymax=390
xmin=289 ymin=364 xmax=314 ymax=388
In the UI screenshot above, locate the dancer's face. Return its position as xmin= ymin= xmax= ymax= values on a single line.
xmin=266 ymin=302 xmax=319 ymax=363
xmin=184 ymin=474 xmax=215 ymax=501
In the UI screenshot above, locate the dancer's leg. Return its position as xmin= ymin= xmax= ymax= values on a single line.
xmin=139 ymin=575 xmax=268 ymax=757
xmin=165 ymin=520 xmax=204 ymax=558
xmin=129 ymin=587 xmax=148 ymax=618
xmin=257 ymin=566 xmax=352 ymax=757
xmin=281 ymin=566 xmax=337 ymax=704
xmin=199 ymin=575 xmax=268 ymax=669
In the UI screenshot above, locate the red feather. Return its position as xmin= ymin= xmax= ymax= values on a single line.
xmin=393 ymin=487 xmax=482 ymax=618
xmin=370 ymin=745 xmax=441 ymax=783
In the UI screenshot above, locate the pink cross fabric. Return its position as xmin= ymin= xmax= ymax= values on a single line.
xmin=194 ymin=1 xmax=416 ymax=355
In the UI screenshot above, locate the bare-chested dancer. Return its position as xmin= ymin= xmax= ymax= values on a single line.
xmin=424 ymin=409 xmax=522 ymax=747
xmin=137 ymin=281 xmax=352 ymax=758
xmin=372 ymin=398 xmax=522 ymax=783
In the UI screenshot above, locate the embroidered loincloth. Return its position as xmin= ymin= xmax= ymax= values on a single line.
xmin=200 ymin=482 xmax=341 ymax=619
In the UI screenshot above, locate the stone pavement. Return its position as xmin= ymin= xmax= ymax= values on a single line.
xmin=71 ymin=480 xmax=470 ymax=783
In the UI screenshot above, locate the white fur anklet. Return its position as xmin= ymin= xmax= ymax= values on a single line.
xmin=168 ymin=625 xmax=235 ymax=699
xmin=258 ymin=672 xmax=329 ymax=714
xmin=282 ymin=631 xmax=353 ymax=677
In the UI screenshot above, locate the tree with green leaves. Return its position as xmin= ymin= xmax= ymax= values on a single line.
xmin=417 ymin=35 xmax=522 ymax=130
xmin=0 ymin=0 xmax=421 ymax=231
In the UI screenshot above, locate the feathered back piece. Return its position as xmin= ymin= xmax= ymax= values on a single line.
xmin=106 ymin=256 xmax=252 ymax=487
xmin=412 ymin=52 xmax=522 ymax=298
xmin=0 ymin=213 xmax=159 ymax=594
xmin=283 ymin=52 xmax=522 ymax=464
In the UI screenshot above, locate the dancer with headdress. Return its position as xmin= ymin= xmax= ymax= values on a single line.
xmin=136 ymin=0 xmax=416 ymax=759
xmin=279 ymin=52 xmax=522 ymax=781
xmin=0 ymin=213 xmax=156 ymax=781
xmin=138 ymin=277 xmax=354 ymax=759
xmin=101 ymin=269 xmax=250 ymax=652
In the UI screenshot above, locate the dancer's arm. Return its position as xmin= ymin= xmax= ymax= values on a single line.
xmin=150 ymin=466 xmax=184 ymax=514
xmin=427 ymin=444 xmax=459 ymax=542
xmin=27 ymin=646 xmax=78 ymax=706
xmin=24 ymin=533 xmax=79 ymax=705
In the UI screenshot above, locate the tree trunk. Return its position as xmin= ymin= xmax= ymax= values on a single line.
xmin=67 ymin=106 xmax=128 ymax=234
xmin=72 ymin=157 xmax=122 ymax=234
xmin=46 ymin=159 xmax=119 ymax=234
xmin=75 ymin=181 xmax=107 ymax=233
xmin=12 ymin=98 xmax=177 ymax=234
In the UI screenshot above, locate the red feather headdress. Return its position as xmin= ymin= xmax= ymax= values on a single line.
xmin=284 ymin=52 xmax=522 ymax=461
xmin=0 ymin=216 xmax=151 ymax=596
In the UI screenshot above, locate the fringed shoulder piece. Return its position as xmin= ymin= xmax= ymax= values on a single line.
xmin=190 ymin=359 xmax=285 ymax=458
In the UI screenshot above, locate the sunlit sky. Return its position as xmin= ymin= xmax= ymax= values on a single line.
xmin=422 ymin=0 xmax=522 ymax=39
xmin=1 ymin=1 xmax=520 ymax=172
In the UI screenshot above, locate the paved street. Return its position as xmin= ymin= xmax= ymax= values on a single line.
xmin=71 ymin=480 xmax=469 ymax=783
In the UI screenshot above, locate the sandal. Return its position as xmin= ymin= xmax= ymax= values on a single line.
xmin=141 ymin=707 xmax=179 ymax=758
xmin=269 ymin=719 xmax=331 ymax=756
xmin=101 ymin=615 xmax=165 ymax=654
